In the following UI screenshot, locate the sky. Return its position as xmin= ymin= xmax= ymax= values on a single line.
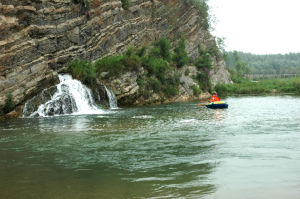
xmin=208 ymin=0 xmax=300 ymax=54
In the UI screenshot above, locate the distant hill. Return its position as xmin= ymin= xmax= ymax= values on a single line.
xmin=226 ymin=51 xmax=300 ymax=74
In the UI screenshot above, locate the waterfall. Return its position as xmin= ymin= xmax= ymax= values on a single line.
xmin=23 ymin=74 xmax=105 ymax=117
xmin=104 ymin=86 xmax=118 ymax=109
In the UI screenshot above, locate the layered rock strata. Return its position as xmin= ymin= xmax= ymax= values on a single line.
xmin=0 ymin=0 xmax=231 ymax=114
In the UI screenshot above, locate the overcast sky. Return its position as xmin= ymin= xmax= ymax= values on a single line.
xmin=208 ymin=0 xmax=300 ymax=54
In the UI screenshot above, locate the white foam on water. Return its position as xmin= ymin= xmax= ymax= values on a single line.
xmin=24 ymin=74 xmax=107 ymax=117
xmin=104 ymin=86 xmax=118 ymax=109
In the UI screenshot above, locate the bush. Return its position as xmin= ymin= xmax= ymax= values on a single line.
xmin=3 ymin=93 xmax=15 ymax=114
xmin=194 ymin=72 xmax=211 ymax=92
xmin=185 ymin=68 xmax=190 ymax=76
xmin=68 ymin=59 xmax=96 ymax=85
xmin=195 ymin=45 xmax=212 ymax=70
xmin=173 ymin=35 xmax=189 ymax=67
xmin=293 ymin=79 xmax=300 ymax=94
xmin=137 ymin=76 xmax=145 ymax=88
xmin=136 ymin=46 xmax=147 ymax=57
xmin=215 ymin=84 xmax=229 ymax=96
xmin=151 ymin=78 xmax=162 ymax=93
xmin=143 ymin=57 xmax=168 ymax=83
xmin=152 ymin=37 xmax=171 ymax=60
xmin=165 ymin=84 xmax=178 ymax=97
xmin=121 ymin=0 xmax=129 ymax=10
xmin=191 ymin=85 xmax=202 ymax=96
xmin=95 ymin=56 xmax=125 ymax=77
xmin=122 ymin=48 xmax=142 ymax=71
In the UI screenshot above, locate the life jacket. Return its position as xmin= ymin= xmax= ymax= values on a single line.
xmin=210 ymin=95 xmax=220 ymax=102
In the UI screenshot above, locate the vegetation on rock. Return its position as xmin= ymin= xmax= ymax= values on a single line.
xmin=173 ymin=35 xmax=189 ymax=68
xmin=121 ymin=0 xmax=129 ymax=10
xmin=3 ymin=93 xmax=15 ymax=114
xmin=184 ymin=0 xmax=211 ymax=30
xmin=216 ymin=78 xmax=300 ymax=96
xmin=66 ymin=36 xmax=215 ymax=101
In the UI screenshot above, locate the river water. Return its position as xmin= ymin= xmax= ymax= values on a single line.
xmin=0 ymin=96 xmax=300 ymax=199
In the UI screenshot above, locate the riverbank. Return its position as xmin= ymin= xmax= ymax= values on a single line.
xmin=215 ymin=78 xmax=300 ymax=96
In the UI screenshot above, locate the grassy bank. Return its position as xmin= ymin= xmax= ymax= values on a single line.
xmin=216 ymin=78 xmax=300 ymax=96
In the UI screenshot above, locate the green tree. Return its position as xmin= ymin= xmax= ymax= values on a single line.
xmin=121 ymin=0 xmax=129 ymax=10
xmin=233 ymin=51 xmax=251 ymax=76
xmin=195 ymin=44 xmax=212 ymax=70
xmin=152 ymin=37 xmax=171 ymax=60
xmin=173 ymin=35 xmax=189 ymax=67
xmin=3 ymin=93 xmax=15 ymax=114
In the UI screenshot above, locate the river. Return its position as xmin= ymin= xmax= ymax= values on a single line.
xmin=0 ymin=96 xmax=300 ymax=199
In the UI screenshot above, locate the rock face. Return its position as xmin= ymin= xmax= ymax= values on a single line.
xmin=0 ymin=0 xmax=231 ymax=115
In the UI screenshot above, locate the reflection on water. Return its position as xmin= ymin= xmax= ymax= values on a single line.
xmin=0 ymin=96 xmax=300 ymax=199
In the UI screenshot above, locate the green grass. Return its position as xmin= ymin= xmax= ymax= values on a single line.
xmin=216 ymin=78 xmax=300 ymax=96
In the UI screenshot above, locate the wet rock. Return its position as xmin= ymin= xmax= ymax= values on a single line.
xmin=0 ymin=0 xmax=231 ymax=115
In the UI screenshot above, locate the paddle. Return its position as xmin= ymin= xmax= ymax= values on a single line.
xmin=197 ymin=102 xmax=209 ymax=107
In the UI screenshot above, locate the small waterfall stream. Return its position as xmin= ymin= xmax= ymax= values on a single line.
xmin=23 ymin=74 xmax=105 ymax=117
xmin=104 ymin=86 xmax=118 ymax=109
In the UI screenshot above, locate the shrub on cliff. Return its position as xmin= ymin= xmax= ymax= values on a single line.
xmin=194 ymin=72 xmax=211 ymax=92
xmin=95 ymin=56 xmax=125 ymax=77
xmin=173 ymin=35 xmax=189 ymax=68
xmin=142 ymin=57 xmax=168 ymax=83
xmin=152 ymin=37 xmax=171 ymax=61
xmin=122 ymin=0 xmax=129 ymax=10
xmin=122 ymin=46 xmax=142 ymax=71
xmin=3 ymin=93 xmax=15 ymax=114
xmin=185 ymin=0 xmax=210 ymax=30
xmin=195 ymin=44 xmax=212 ymax=70
xmin=68 ymin=59 xmax=96 ymax=85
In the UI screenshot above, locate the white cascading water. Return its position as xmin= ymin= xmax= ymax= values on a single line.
xmin=24 ymin=74 xmax=105 ymax=117
xmin=104 ymin=86 xmax=118 ymax=109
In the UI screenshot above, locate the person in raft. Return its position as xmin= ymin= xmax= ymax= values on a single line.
xmin=209 ymin=91 xmax=220 ymax=102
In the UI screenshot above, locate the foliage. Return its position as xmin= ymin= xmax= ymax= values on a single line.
xmin=142 ymin=56 xmax=168 ymax=83
xmin=195 ymin=44 xmax=212 ymax=70
xmin=65 ymin=35 xmax=216 ymax=101
xmin=122 ymin=47 xmax=142 ymax=71
xmin=73 ymin=0 xmax=89 ymax=7
xmin=173 ymin=35 xmax=189 ymax=67
xmin=95 ymin=55 xmax=125 ymax=77
xmin=185 ymin=68 xmax=190 ymax=76
xmin=216 ymin=78 xmax=300 ymax=96
xmin=68 ymin=59 xmax=96 ymax=85
xmin=121 ymin=0 xmax=129 ymax=10
xmin=191 ymin=85 xmax=202 ymax=96
xmin=152 ymin=37 xmax=171 ymax=61
xmin=136 ymin=76 xmax=145 ymax=88
xmin=226 ymin=51 xmax=300 ymax=75
xmin=150 ymin=78 xmax=162 ymax=93
xmin=226 ymin=51 xmax=251 ymax=83
xmin=164 ymin=75 xmax=180 ymax=97
xmin=3 ymin=93 xmax=15 ymax=114
xmin=136 ymin=46 xmax=147 ymax=57
xmin=194 ymin=72 xmax=211 ymax=92
xmin=184 ymin=0 xmax=211 ymax=30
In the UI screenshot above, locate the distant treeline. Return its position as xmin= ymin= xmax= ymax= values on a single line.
xmin=226 ymin=51 xmax=300 ymax=75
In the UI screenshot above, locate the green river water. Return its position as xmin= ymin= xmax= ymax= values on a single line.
xmin=0 ymin=96 xmax=300 ymax=199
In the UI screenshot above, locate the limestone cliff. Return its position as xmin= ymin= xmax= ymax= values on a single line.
xmin=0 ymin=0 xmax=231 ymax=115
